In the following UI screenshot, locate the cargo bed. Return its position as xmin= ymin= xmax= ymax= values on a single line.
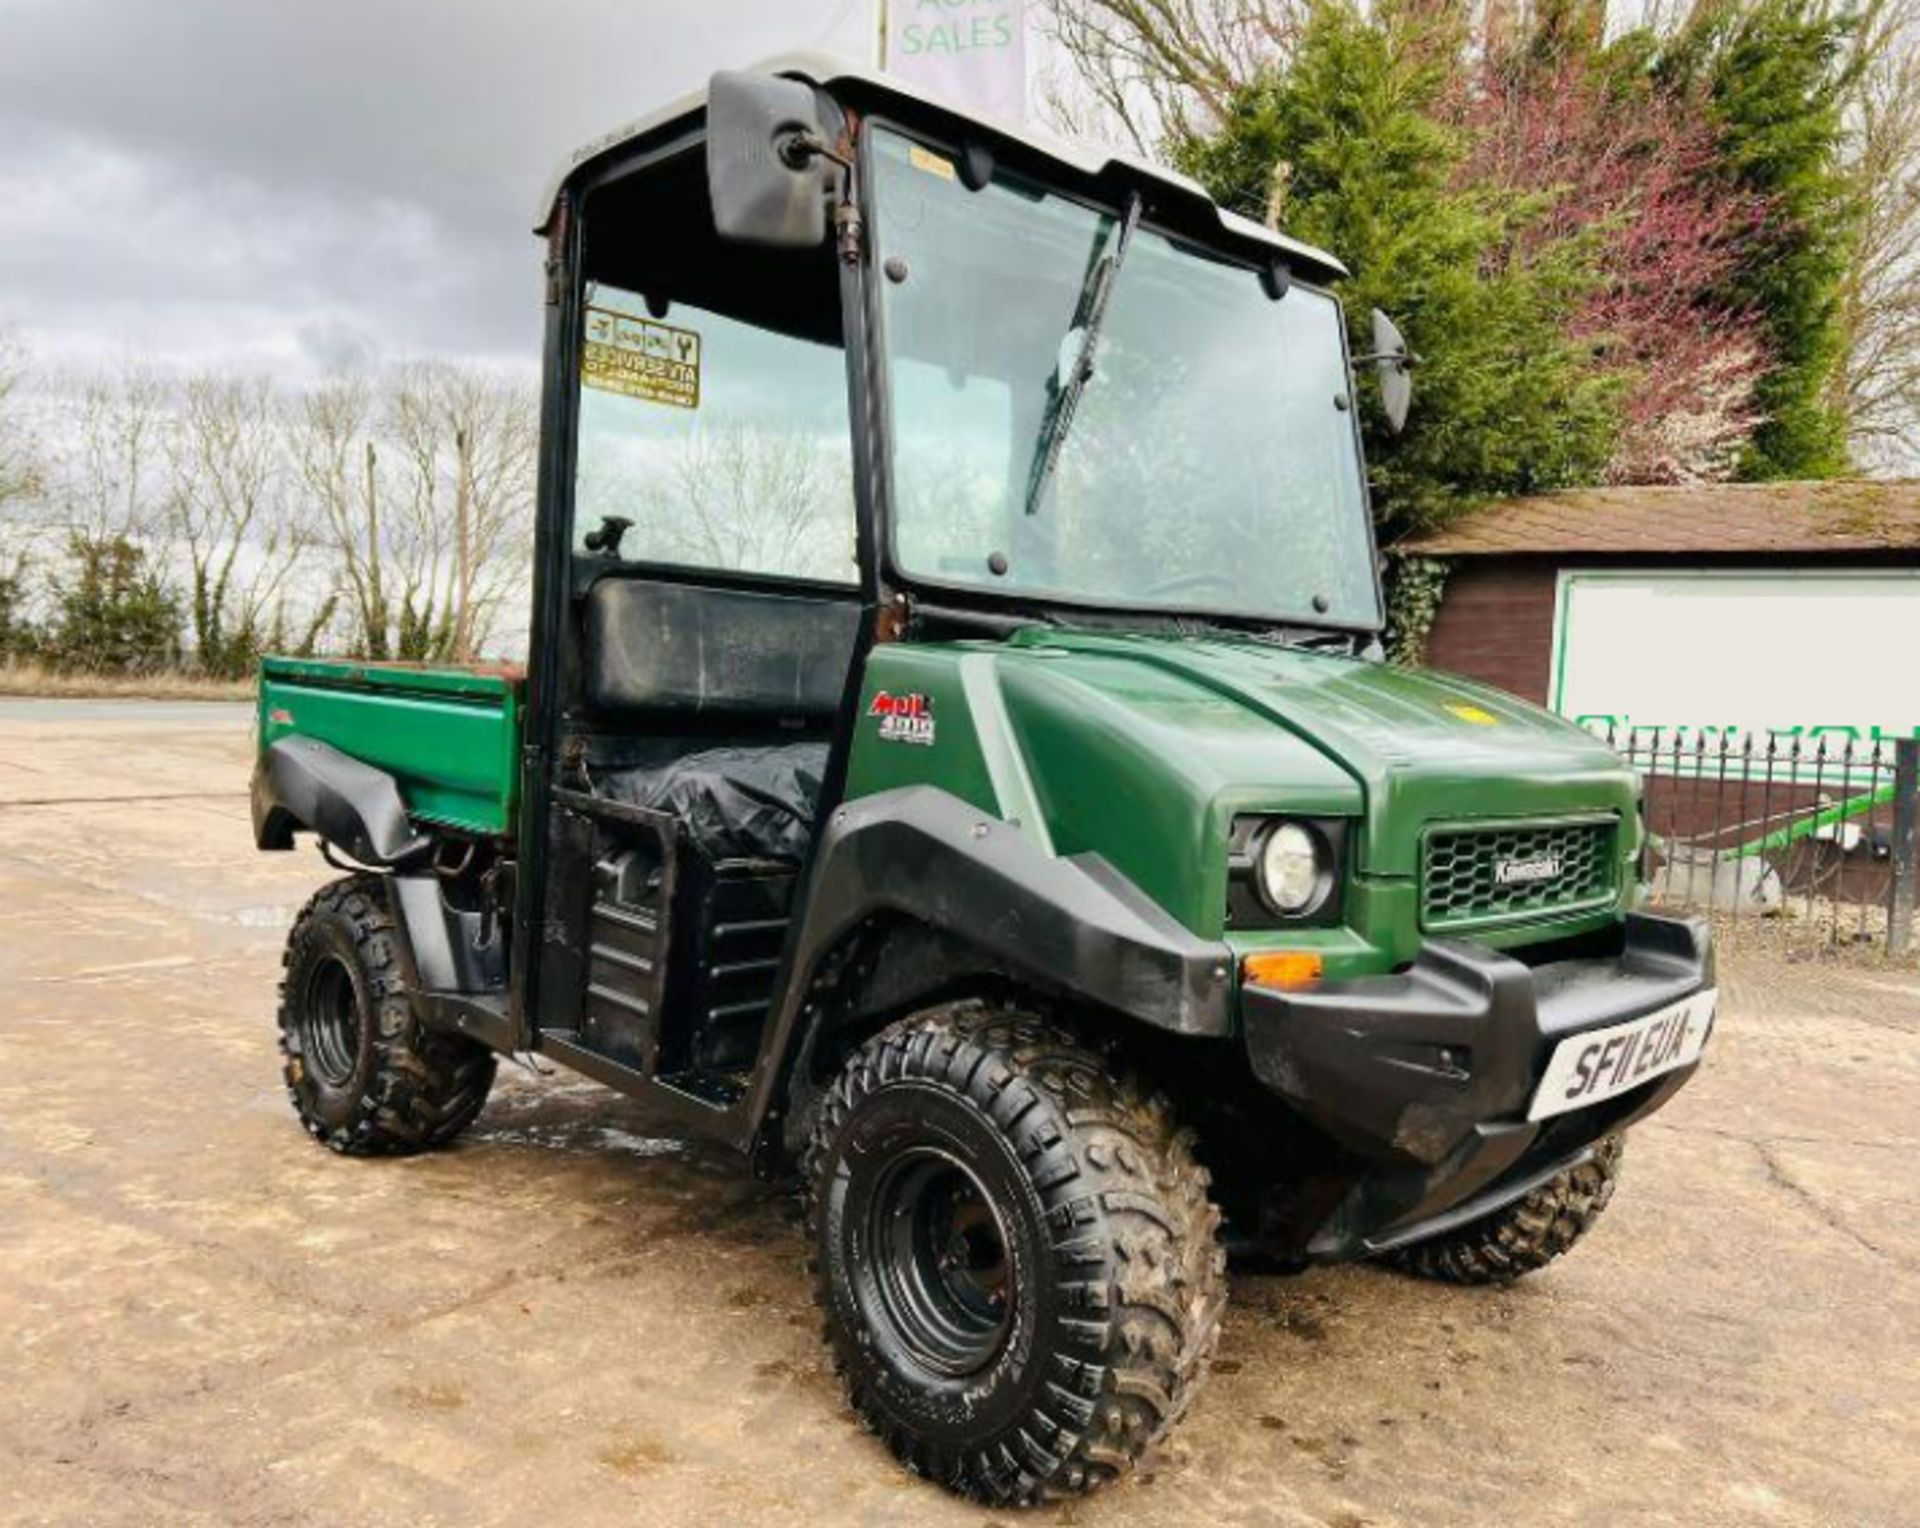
xmin=257 ymin=657 xmax=522 ymax=837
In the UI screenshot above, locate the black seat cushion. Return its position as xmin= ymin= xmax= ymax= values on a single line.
xmin=595 ymin=741 xmax=830 ymax=862
xmin=584 ymin=578 xmax=860 ymax=719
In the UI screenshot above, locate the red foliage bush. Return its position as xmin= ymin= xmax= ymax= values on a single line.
xmin=1460 ymin=43 xmax=1773 ymax=483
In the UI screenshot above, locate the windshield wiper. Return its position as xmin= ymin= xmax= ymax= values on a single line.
xmin=1021 ymin=191 xmax=1144 ymax=517
xmin=1244 ymin=626 xmax=1360 ymax=654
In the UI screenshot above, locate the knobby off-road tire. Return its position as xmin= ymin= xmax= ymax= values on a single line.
xmin=278 ymin=874 xmax=496 ymax=1155
xmin=804 ymin=1002 xmax=1226 ymax=1506
xmin=1385 ymin=1134 xmax=1625 ymax=1286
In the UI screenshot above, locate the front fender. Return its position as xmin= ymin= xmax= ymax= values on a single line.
xmin=802 ymin=786 xmax=1233 ymax=1035
xmin=746 ymin=785 xmax=1236 ymax=1147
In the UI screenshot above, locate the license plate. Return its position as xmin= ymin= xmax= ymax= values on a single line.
xmin=1528 ymin=989 xmax=1716 ymax=1122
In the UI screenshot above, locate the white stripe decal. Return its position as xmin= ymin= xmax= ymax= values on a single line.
xmin=957 ymin=653 xmax=1055 ymax=859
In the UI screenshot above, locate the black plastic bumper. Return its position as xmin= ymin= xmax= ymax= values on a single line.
xmin=1242 ymin=910 xmax=1714 ymax=1261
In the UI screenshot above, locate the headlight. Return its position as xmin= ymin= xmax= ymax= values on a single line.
xmin=1226 ymin=814 xmax=1348 ymax=929
xmin=1256 ymin=820 xmax=1332 ymax=916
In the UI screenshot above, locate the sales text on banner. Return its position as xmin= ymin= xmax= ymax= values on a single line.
xmin=882 ymin=0 xmax=1027 ymax=125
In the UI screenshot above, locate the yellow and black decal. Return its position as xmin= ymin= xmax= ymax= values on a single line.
xmin=582 ymin=306 xmax=701 ymax=409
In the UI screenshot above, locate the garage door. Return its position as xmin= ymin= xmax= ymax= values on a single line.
xmin=1550 ymin=569 xmax=1920 ymax=752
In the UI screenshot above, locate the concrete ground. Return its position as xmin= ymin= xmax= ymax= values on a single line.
xmin=1 ymin=701 xmax=1916 ymax=1528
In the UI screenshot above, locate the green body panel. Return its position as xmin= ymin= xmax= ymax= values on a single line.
xmin=844 ymin=631 xmax=1641 ymax=980
xmin=257 ymin=656 xmax=521 ymax=837
xmin=258 ymin=627 xmax=1638 ymax=983
xmin=847 ymin=642 xmax=1360 ymax=935
xmin=843 ymin=646 xmax=1002 ymax=819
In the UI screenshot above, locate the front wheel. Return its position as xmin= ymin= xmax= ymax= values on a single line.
xmin=1384 ymin=1135 xmax=1625 ymax=1286
xmin=278 ymin=874 xmax=496 ymax=1154
xmin=804 ymin=1003 xmax=1225 ymax=1505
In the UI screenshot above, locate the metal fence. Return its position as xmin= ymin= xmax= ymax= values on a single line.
xmin=1599 ymin=727 xmax=1920 ymax=958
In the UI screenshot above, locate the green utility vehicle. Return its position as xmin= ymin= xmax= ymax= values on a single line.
xmin=253 ymin=55 xmax=1715 ymax=1505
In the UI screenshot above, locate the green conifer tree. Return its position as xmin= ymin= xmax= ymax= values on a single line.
xmin=1658 ymin=0 xmax=1861 ymax=478
xmin=1173 ymin=0 xmax=1624 ymax=532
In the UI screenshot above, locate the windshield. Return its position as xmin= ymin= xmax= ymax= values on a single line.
xmin=870 ymin=129 xmax=1381 ymax=628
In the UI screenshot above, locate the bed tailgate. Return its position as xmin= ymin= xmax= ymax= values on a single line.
xmin=257 ymin=657 xmax=522 ymax=837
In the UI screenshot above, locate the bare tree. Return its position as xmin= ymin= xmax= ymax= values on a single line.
xmin=61 ymin=361 xmax=172 ymax=541
xmin=0 ymin=329 xmax=40 ymax=657
xmin=630 ymin=424 xmax=856 ymax=584
xmin=166 ymin=374 xmax=311 ymax=676
xmin=18 ymin=360 xmax=184 ymax=673
xmin=436 ymin=368 xmax=537 ymax=660
xmin=1038 ymin=0 xmax=1299 ymax=149
xmin=0 ymin=327 xmax=38 ymax=514
xmin=1842 ymin=0 xmax=1920 ymax=471
xmin=287 ymin=365 xmax=458 ymax=664
xmin=385 ymin=364 xmax=536 ymax=661
xmin=290 ymin=374 xmax=394 ymax=657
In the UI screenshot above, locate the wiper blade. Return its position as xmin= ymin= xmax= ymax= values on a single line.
xmin=1021 ymin=191 xmax=1144 ymax=517
xmin=1245 ymin=627 xmax=1357 ymax=654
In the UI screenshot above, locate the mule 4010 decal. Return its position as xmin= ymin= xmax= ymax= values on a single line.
xmin=869 ymin=690 xmax=936 ymax=745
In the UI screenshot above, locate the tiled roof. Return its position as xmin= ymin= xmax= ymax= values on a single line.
xmin=1398 ymin=481 xmax=1920 ymax=556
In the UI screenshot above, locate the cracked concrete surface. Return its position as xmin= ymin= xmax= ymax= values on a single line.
xmin=1 ymin=700 xmax=1916 ymax=1528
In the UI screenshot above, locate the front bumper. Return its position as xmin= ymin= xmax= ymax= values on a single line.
xmin=1241 ymin=911 xmax=1713 ymax=1261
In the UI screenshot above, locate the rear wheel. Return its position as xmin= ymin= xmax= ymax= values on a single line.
xmin=1384 ymin=1135 xmax=1624 ymax=1286
xmin=278 ymin=874 xmax=496 ymax=1154
xmin=804 ymin=1002 xmax=1225 ymax=1505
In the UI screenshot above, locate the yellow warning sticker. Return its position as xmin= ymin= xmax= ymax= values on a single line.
xmin=908 ymin=143 xmax=956 ymax=181
xmin=1446 ymin=702 xmax=1499 ymax=726
xmin=581 ymin=307 xmax=701 ymax=409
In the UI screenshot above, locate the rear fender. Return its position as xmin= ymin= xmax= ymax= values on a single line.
xmin=251 ymin=736 xmax=430 ymax=867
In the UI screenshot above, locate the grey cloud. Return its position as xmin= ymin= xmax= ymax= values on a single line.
xmin=0 ymin=0 xmax=874 ymax=372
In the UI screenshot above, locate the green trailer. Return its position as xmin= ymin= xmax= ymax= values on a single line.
xmin=248 ymin=56 xmax=1715 ymax=1507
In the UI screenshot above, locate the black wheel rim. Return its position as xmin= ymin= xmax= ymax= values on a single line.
xmin=300 ymin=954 xmax=361 ymax=1087
xmin=865 ymin=1148 xmax=1014 ymax=1378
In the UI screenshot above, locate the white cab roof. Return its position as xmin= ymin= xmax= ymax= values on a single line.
xmin=535 ymin=51 xmax=1346 ymax=280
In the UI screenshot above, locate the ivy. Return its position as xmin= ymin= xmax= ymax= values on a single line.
xmin=1382 ymin=554 xmax=1451 ymax=666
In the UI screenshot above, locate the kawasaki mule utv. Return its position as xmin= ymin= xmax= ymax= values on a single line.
xmin=252 ymin=54 xmax=1715 ymax=1505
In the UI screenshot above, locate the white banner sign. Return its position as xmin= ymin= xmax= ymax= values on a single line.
xmin=883 ymin=0 xmax=1028 ymax=124
xmin=1550 ymin=568 xmax=1920 ymax=753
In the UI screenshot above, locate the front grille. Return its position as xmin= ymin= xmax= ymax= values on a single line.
xmin=1422 ymin=818 xmax=1618 ymax=932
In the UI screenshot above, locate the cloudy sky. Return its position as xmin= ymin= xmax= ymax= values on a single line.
xmin=0 ymin=0 xmax=877 ymax=378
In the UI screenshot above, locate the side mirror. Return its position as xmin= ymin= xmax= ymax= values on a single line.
xmin=1369 ymin=309 xmax=1415 ymax=434
xmin=706 ymin=70 xmax=831 ymax=248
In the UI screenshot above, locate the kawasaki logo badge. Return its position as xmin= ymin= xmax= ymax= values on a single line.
xmin=869 ymin=690 xmax=936 ymax=746
xmin=1494 ymin=854 xmax=1564 ymax=886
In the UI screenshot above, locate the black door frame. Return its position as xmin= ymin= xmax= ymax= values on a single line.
xmin=512 ymin=98 xmax=893 ymax=1143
